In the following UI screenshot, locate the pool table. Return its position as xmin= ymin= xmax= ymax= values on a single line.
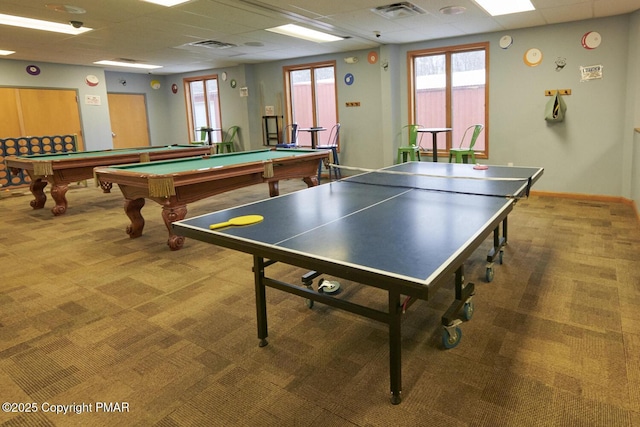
xmin=5 ymin=144 xmax=215 ymax=215
xmin=93 ymin=149 xmax=329 ymax=250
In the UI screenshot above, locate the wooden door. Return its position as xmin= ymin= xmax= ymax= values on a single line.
xmin=0 ymin=88 xmax=84 ymax=149
xmin=0 ymin=88 xmax=22 ymax=138
xmin=108 ymin=93 xmax=150 ymax=149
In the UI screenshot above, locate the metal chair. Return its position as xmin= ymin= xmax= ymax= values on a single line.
xmin=316 ymin=123 xmax=341 ymax=182
xmin=276 ymin=123 xmax=299 ymax=148
xmin=397 ymin=124 xmax=423 ymax=163
xmin=190 ymin=127 xmax=207 ymax=145
xmin=449 ymin=124 xmax=483 ymax=163
xmin=215 ymin=126 xmax=239 ymax=153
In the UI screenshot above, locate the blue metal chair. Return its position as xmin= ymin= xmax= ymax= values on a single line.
xmin=276 ymin=123 xmax=299 ymax=148
xmin=317 ymin=123 xmax=341 ymax=182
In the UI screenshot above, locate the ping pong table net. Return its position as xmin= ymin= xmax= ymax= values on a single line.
xmin=327 ymin=165 xmax=533 ymax=199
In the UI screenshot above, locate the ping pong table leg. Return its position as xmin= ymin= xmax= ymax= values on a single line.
xmin=388 ymin=289 xmax=402 ymax=405
xmin=486 ymin=219 xmax=507 ymax=281
xmin=253 ymin=256 xmax=269 ymax=347
xmin=441 ymin=267 xmax=475 ymax=349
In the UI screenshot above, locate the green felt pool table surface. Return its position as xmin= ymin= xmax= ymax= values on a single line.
xmin=5 ymin=144 xmax=215 ymax=216
xmin=10 ymin=144 xmax=207 ymax=161
xmin=104 ymin=148 xmax=322 ymax=174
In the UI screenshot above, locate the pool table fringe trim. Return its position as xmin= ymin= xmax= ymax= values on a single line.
xmin=33 ymin=161 xmax=53 ymax=176
xmin=149 ymin=176 xmax=176 ymax=197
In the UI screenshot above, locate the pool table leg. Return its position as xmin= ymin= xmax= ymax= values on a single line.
xmin=50 ymin=184 xmax=69 ymax=216
xmin=162 ymin=204 xmax=188 ymax=251
xmin=124 ymin=198 xmax=146 ymax=239
xmin=303 ymin=176 xmax=318 ymax=188
xmin=268 ymin=181 xmax=280 ymax=197
xmin=28 ymin=178 xmax=48 ymax=210
xmin=99 ymin=181 xmax=113 ymax=193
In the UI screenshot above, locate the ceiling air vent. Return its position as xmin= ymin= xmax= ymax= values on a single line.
xmin=371 ymin=2 xmax=426 ymax=19
xmin=187 ymin=40 xmax=237 ymax=49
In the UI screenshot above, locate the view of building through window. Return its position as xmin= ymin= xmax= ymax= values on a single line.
xmin=184 ymin=76 xmax=222 ymax=143
xmin=410 ymin=44 xmax=488 ymax=156
xmin=285 ymin=62 xmax=338 ymax=147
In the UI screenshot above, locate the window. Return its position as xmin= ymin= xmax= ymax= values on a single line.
xmin=408 ymin=43 xmax=488 ymax=157
xmin=184 ymin=75 xmax=222 ymax=142
xmin=284 ymin=61 xmax=338 ymax=147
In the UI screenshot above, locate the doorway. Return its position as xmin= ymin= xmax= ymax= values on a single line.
xmin=107 ymin=93 xmax=150 ymax=149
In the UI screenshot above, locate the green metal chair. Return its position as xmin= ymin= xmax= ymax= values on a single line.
xmin=215 ymin=126 xmax=239 ymax=153
xmin=397 ymin=124 xmax=423 ymax=163
xmin=190 ymin=127 xmax=207 ymax=145
xmin=449 ymin=124 xmax=483 ymax=163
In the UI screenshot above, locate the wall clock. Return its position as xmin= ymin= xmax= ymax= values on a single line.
xmin=499 ymin=35 xmax=513 ymax=49
xmin=85 ymin=74 xmax=99 ymax=86
xmin=582 ymin=31 xmax=601 ymax=49
xmin=344 ymin=73 xmax=354 ymax=86
xmin=523 ymin=48 xmax=543 ymax=67
xmin=221 ymin=71 xmax=228 ymax=81
xmin=26 ymin=65 xmax=40 ymax=75
xmin=230 ymin=79 xmax=237 ymax=88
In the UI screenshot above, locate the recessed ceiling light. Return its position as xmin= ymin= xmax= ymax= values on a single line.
xmin=94 ymin=60 xmax=163 ymax=70
xmin=0 ymin=49 xmax=15 ymax=55
xmin=0 ymin=13 xmax=92 ymax=34
xmin=266 ymin=24 xmax=343 ymax=43
xmin=473 ymin=0 xmax=535 ymax=16
xmin=440 ymin=6 xmax=466 ymax=15
xmin=142 ymin=0 xmax=191 ymax=6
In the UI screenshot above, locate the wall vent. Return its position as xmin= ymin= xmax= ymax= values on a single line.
xmin=371 ymin=2 xmax=426 ymax=19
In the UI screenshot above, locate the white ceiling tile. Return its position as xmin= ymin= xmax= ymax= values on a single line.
xmin=0 ymin=0 xmax=637 ymax=73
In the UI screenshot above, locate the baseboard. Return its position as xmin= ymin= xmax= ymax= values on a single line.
xmin=530 ymin=190 xmax=640 ymax=223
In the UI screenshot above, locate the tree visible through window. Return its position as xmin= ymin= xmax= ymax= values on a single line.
xmin=184 ymin=75 xmax=222 ymax=143
xmin=284 ymin=62 xmax=338 ymax=147
xmin=409 ymin=43 xmax=488 ymax=157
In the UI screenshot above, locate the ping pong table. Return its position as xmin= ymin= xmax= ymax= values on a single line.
xmin=172 ymin=161 xmax=543 ymax=404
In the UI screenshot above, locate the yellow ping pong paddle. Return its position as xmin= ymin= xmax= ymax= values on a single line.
xmin=209 ymin=215 xmax=264 ymax=230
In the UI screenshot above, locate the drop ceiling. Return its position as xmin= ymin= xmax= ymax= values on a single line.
xmin=0 ymin=0 xmax=638 ymax=75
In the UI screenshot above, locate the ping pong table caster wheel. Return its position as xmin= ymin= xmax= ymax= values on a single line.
xmin=442 ymin=321 xmax=462 ymax=349
xmin=485 ymin=266 xmax=494 ymax=282
xmin=499 ymin=250 xmax=504 ymax=265
xmin=463 ymin=299 xmax=474 ymax=321
xmin=305 ymin=298 xmax=314 ymax=309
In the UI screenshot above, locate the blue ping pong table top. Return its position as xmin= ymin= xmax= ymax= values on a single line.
xmin=173 ymin=162 xmax=543 ymax=290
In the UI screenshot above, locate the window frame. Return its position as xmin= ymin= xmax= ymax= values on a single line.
xmin=283 ymin=60 xmax=339 ymax=149
xmin=183 ymin=74 xmax=223 ymax=143
xmin=407 ymin=42 xmax=489 ymax=158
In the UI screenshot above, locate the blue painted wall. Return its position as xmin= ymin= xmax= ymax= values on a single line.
xmin=1 ymin=12 xmax=639 ymax=212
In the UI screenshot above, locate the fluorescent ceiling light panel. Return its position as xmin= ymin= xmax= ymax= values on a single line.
xmin=266 ymin=24 xmax=343 ymax=43
xmin=142 ymin=0 xmax=191 ymax=6
xmin=0 ymin=49 xmax=16 ymax=55
xmin=0 ymin=13 xmax=92 ymax=35
xmin=474 ymin=0 xmax=535 ymax=16
xmin=94 ymin=60 xmax=163 ymax=70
